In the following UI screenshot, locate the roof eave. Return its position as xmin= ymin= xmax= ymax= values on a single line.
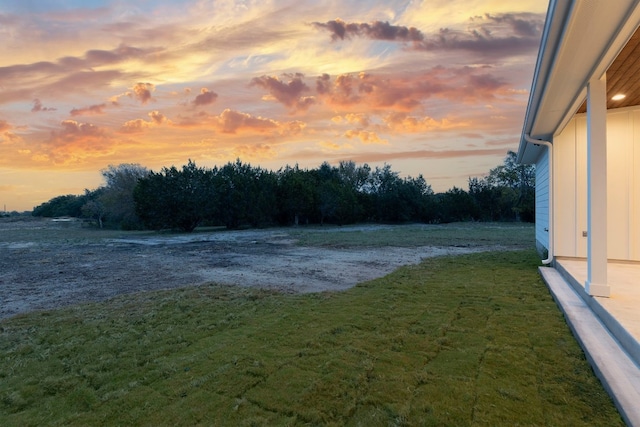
xmin=517 ymin=0 xmax=640 ymax=164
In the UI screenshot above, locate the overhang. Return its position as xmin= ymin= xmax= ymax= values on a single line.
xmin=518 ymin=0 xmax=640 ymax=164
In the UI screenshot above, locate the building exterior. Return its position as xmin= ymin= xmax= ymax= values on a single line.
xmin=518 ymin=0 xmax=640 ymax=297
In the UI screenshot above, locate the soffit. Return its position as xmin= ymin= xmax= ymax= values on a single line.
xmin=576 ymin=28 xmax=640 ymax=113
xmin=519 ymin=0 xmax=640 ymax=164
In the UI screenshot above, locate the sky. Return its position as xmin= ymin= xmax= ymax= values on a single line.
xmin=0 ymin=0 xmax=548 ymax=212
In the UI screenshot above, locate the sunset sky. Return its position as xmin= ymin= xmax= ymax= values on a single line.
xmin=0 ymin=0 xmax=548 ymax=212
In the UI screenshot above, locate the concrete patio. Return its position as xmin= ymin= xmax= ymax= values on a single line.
xmin=539 ymin=259 xmax=640 ymax=426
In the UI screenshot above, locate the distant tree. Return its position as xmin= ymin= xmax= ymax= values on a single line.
xmin=81 ymin=188 xmax=106 ymax=228
xmin=365 ymin=164 xmax=434 ymax=222
xmin=276 ymin=165 xmax=316 ymax=225
xmin=469 ymin=151 xmax=535 ymax=222
xmin=97 ymin=164 xmax=149 ymax=229
xmin=436 ymin=187 xmax=476 ymax=223
xmin=32 ymin=194 xmax=87 ymax=218
xmin=216 ymin=159 xmax=277 ymax=228
xmin=134 ymin=160 xmax=215 ymax=232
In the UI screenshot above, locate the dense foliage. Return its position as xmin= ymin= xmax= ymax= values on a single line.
xmin=32 ymin=152 xmax=535 ymax=231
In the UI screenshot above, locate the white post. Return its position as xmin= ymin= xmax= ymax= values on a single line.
xmin=585 ymin=74 xmax=609 ymax=297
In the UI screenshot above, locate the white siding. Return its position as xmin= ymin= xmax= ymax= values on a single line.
xmin=576 ymin=116 xmax=588 ymax=258
xmin=633 ymin=111 xmax=640 ymax=259
xmin=607 ymin=111 xmax=631 ymax=260
xmin=535 ymin=148 xmax=549 ymax=252
xmin=552 ymin=108 xmax=640 ymax=261
xmin=555 ymin=119 xmax=578 ymax=256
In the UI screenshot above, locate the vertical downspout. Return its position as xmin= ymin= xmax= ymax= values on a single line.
xmin=524 ymin=134 xmax=553 ymax=265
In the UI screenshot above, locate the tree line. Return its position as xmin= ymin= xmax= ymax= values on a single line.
xmin=31 ymin=152 xmax=535 ymax=232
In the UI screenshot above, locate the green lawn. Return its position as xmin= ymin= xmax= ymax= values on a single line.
xmin=0 ymin=249 xmax=623 ymax=426
xmin=290 ymin=222 xmax=533 ymax=249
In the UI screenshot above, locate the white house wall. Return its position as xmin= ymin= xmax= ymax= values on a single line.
xmin=553 ymin=108 xmax=640 ymax=261
xmin=535 ymin=148 xmax=549 ymax=254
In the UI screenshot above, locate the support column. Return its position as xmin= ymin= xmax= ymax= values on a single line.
xmin=585 ymin=74 xmax=609 ymax=297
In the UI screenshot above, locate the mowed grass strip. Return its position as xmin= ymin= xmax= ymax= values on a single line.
xmin=0 ymin=250 xmax=623 ymax=426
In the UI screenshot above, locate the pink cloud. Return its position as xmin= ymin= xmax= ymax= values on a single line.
xmin=70 ymin=103 xmax=107 ymax=116
xmin=316 ymin=67 xmax=508 ymax=113
xmin=31 ymin=99 xmax=56 ymax=113
xmin=193 ymin=88 xmax=218 ymax=106
xmin=250 ymin=73 xmax=316 ymax=112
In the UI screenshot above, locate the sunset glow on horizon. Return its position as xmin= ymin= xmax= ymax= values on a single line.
xmin=0 ymin=0 xmax=547 ymax=212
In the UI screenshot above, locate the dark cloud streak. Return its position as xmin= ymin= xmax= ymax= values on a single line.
xmin=312 ymin=18 xmax=424 ymax=42
xmin=70 ymin=104 xmax=107 ymax=116
xmin=313 ymin=13 xmax=543 ymax=58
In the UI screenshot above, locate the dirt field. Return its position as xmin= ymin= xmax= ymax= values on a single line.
xmin=1 ymin=218 xmax=493 ymax=320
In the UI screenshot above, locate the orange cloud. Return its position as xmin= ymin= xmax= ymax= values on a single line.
xmin=349 ymin=147 xmax=510 ymax=163
xmin=232 ymin=143 xmax=278 ymax=160
xmin=120 ymin=110 xmax=169 ymax=133
xmin=33 ymin=119 xmax=115 ymax=165
xmin=120 ymin=119 xmax=150 ymax=134
xmin=344 ymin=129 xmax=387 ymax=144
xmin=0 ymin=120 xmax=20 ymax=144
xmin=131 ymin=82 xmax=155 ymax=104
xmin=344 ymin=113 xmax=370 ymax=127
xmin=384 ymin=112 xmax=469 ymax=132
xmin=175 ymin=109 xmax=306 ymax=137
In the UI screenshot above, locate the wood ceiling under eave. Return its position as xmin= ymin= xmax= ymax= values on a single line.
xmin=577 ymin=26 xmax=640 ymax=113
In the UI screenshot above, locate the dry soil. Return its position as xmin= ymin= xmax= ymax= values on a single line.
xmin=1 ymin=218 xmax=483 ymax=320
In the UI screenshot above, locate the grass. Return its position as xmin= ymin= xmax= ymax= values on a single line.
xmin=289 ymin=222 xmax=533 ymax=249
xmin=0 ymin=249 xmax=623 ymax=426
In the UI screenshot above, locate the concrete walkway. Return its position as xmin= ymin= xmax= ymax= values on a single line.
xmin=539 ymin=267 xmax=640 ymax=426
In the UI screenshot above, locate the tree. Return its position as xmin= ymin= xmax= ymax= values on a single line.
xmin=81 ymin=188 xmax=106 ymax=228
xmin=436 ymin=187 xmax=477 ymax=223
xmin=365 ymin=165 xmax=434 ymax=222
xmin=215 ymin=160 xmax=277 ymax=228
xmin=134 ymin=160 xmax=216 ymax=232
xmin=276 ymin=165 xmax=316 ymax=225
xmin=32 ymin=194 xmax=87 ymax=218
xmin=469 ymin=151 xmax=535 ymax=222
xmin=97 ymin=164 xmax=149 ymax=229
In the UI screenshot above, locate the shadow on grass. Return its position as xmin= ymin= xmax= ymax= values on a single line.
xmin=0 ymin=250 xmax=624 ymax=426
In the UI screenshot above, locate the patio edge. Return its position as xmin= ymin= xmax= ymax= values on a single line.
xmin=539 ymin=266 xmax=640 ymax=427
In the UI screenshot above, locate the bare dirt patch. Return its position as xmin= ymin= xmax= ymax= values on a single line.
xmin=1 ymin=219 xmax=489 ymax=320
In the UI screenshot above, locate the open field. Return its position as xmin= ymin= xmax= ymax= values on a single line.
xmin=0 ymin=219 xmax=624 ymax=425
xmin=1 ymin=219 xmax=530 ymax=320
